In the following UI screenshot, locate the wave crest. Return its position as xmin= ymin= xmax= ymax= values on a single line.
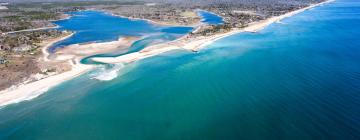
xmin=89 ymin=63 xmax=125 ymax=81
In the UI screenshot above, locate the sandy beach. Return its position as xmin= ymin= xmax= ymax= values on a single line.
xmin=0 ymin=63 xmax=92 ymax=107
xmin=92 ymin=0 xmax=334 ymax=64
xmin=53 ymin=36 xmax=140 ymax=61
xmin=0 ymin=0 xmax=334 ymax=107
xmin=0 ymin=33 xmax=93 ymax=107
xmin=41 ymin=32 xmax=75 ymax=61
xmin=0 ymin=35 xmax=141 ymax=107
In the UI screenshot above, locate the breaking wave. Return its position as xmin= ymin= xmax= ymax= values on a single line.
xmin=89 ymin=63 xmax=125 ymax=81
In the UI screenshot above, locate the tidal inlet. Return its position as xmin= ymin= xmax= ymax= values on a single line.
xmin=0 ymin=0 xmax=360 ymax=139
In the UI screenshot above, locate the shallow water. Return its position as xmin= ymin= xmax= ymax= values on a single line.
xmin=1 ymin=0 xmax=360 ymax=139
xmin=52 ymin=10 xmax=222 ymax=64
xmin=50 ymin=11 xmax=193 ymax=52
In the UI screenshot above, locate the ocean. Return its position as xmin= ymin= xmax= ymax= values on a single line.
xmin=0 ymin=0 xmax=359 ymax=139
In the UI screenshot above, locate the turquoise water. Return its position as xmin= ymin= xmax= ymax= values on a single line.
xmin=1 ymin=0 xmax=360 ymax=139
xmin=77 ymin=10 xmax=223 ymax=64
xmin=197 ymin=10 xmax=224 ymax=25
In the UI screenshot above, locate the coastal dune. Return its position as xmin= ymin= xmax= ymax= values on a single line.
xmin=0 ymin=0 xmax=334 ymax=107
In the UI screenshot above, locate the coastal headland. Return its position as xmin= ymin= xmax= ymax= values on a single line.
xmin=0 ymin=0 xmax=334 ymax=107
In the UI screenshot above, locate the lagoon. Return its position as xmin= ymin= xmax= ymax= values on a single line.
xmin=51 ymin=11 xmax=193 ymax=52
xmin=197 ymin=10 xmax=224 ymax=25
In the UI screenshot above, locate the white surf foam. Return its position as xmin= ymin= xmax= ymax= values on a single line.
xmin=0 ymin=85 xmax=50 ymax=108
xmin=89 ymin=63 xmax=125 ymax=81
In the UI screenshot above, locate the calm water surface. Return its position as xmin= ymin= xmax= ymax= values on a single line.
xmin=1 ymin=0 xmax=360 ymax=140
xmin=197 ymin=10 xmax=224 ymax=25
xmin=51 ymin=11 xmax=193 ymax=52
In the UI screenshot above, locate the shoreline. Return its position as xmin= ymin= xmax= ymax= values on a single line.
xmin=41 ymin=32 xmax=75 ymax=61
xmin=92 ymin=0 xmax=334 ymax=64
xmin=190 ymin=0 xmax=335 ymax=51
xmin=196 ymin=9 xmax=225 ymax=24
xmin=53 ymin=36 xmax=141 ymax=61
xmin=0 ymin=35 xmax=140 ymax=107
xmin=102 ymin=10 xmax=201 ymax=27
xmin=0 ymin=0 xmax=334 ymax=107
xmin=1 ymin=13 xmax=72 ymax=35
xmin=2 ymin=26 xmax=59 ymax=35
xmin=0 ymin=33 xmax=94 ymax=107
xmin=67 ymin=9 xmax=195 ymax=27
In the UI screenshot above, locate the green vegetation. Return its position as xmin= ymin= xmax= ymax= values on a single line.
xmin=191 ymin=23 xmax=233 ymax=36
xmin=23 ymin=11 xmax=58 ymax=20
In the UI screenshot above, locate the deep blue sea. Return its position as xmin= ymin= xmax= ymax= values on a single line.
xmin=1 ymin=0 xmax=360 ymax=139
